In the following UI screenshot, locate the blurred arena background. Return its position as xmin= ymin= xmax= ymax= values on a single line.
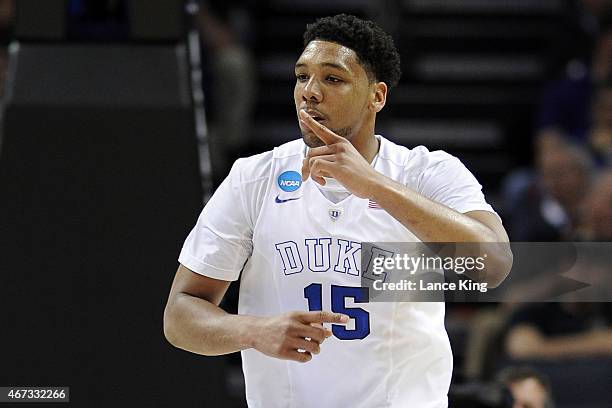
xmin=0 ymin=1 xmax=611 ymax=407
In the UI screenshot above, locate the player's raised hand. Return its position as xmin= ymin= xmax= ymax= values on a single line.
xmin=251 ymin=311 xmax=348 ymax=363
xmin=299 ymin=110 xmax=383 ymax=198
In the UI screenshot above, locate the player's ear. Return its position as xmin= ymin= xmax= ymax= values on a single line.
xmin=369 ymin=81 xmax=387 ymax=113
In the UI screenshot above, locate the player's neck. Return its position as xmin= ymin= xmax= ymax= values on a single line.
xmin=351 ymin=132 xmax=380 ymax=164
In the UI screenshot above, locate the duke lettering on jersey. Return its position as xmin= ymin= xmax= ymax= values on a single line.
xmin=305 ymin=238 xmax=332 ymax=272
xmin=275 ymin=238 xmax=361 ymax=276
xmin=274 ymin=241 xmax=304 ymax=275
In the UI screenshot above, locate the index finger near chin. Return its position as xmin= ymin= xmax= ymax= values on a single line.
xmin=300 ymin=117 xmax=342 ymax=146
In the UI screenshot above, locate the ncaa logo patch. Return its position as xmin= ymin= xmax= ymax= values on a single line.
xmin=278 ymin=171 xmax=302 ymax=192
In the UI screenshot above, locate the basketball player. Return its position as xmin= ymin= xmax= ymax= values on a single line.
xmin=164 ymin=14 xmax=512 ymax=407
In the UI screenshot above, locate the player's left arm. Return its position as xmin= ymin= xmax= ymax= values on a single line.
xmin=299 ymin=111 xmax=512 ymax=287
xmin=360 ymin=176 xmax=512 ymax=287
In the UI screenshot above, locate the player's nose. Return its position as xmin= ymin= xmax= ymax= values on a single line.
xmin=302 ymin=77 xmax=322 ymax=102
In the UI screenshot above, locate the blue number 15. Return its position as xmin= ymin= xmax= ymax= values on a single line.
xmin=303 ymin=283 xmax=370 ymax=340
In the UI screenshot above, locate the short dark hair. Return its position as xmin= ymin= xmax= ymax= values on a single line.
xmin=303 ymin=14 xmax=402 ymax=88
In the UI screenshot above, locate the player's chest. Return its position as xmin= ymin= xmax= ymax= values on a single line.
xmin=254 ymin=180 xmax=417 ymax=277
xmin=258 ymin=178 xmax=402 ymax=240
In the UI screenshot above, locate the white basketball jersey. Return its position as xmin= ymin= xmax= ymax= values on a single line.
xmin=179 ymin=135 xmax=497 ymax=408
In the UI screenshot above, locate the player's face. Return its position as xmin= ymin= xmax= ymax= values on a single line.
xmin=509 ymin=379 xmax=548 ymax=408
xmin=294 ymin=40 xmax=375 ymax=147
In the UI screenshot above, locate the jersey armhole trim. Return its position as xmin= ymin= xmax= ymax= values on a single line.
xmin=178 ymin=253 xmax=240 ymax=282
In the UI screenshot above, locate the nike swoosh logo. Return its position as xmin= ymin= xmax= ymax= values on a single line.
xmin=275 ymin=195 xmax=301 ymax=203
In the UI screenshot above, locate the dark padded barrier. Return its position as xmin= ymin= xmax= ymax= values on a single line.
xmin=15 ymin=0 xmax=184 ymax=42
xmin=6 ymin=44 xmax=190 ymax=107
xmin=0 ymin=44 xmax=230 ymax=407
xmin=15 ymin=0 xmax=66 ymax=40
xmin=128 ymin=0 xmax=184 ymax=41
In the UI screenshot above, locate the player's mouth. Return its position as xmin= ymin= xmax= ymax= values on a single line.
xmin=300 ymin=108 xmax=327 ymax=123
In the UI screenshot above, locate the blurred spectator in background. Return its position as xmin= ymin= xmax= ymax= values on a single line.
xmin=537 ymin=17 xmax=611 ymax=148
xmin=576 ymin=169 xmax=612 ymax=240
xmin=556 ymin=0 xmax=612 ymax=65
xmin=588 ymin=82 xmax=612 ymax=164
xmin=197 ymin=0 xmax=255 ymax=185
xmin=502 ymin=18 xmax=610 ymax=219
xmin=580 ymin=0 xmax=612 ymax=25
xmin=504 ymin=302 xmax=612 ymax=359
xmin=497 ymin=366 xmax=554 ymax=408
xmin=507 ymin=144 xmax=593 ymax=241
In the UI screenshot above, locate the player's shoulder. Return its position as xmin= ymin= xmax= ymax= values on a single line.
xmin=230 ymin=139 xmax=304 ymax=184
xmin=272 ymin=138 xmax=305 ymax=160
xmin=231 ymin=150 xmax=273 ymax=185
xmin=378 ymin=135 xmax=461 ymax=174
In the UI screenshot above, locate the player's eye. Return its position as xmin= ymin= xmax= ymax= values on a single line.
xmin=326 ymin=76 xmax=342 ymax=83
xmin=296 ymin=74 xmax=308 ymax=82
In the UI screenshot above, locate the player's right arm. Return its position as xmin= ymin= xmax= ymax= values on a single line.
xmin=163 ymin=264 xmax=345 ymax=363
